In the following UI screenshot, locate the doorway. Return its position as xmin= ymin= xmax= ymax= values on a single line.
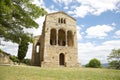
xmin=59 ymin=53 xmax=65 ymax=66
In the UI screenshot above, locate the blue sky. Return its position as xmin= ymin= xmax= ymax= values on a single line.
xmin=1 ymin=0 xmax=120 ymax=65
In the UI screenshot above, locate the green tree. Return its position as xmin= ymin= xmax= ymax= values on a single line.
xmin=17 ymin=36 xmax=29 ymax=64
xmin=85 ymin=58 xmax=102 ymax=68
xmin=108 ymin=49 xmax=120 ymax=69
xmin=0 ymin=0 xmax=47 ymax=43
xmin=0 ymin=0 xmax=47 ymax=62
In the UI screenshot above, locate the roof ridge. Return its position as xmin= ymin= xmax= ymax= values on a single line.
xmin=47 ymin=11 xmax=76 ymax=21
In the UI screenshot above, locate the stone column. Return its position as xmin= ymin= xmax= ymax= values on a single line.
xmin=56 ymin=29 xmax=58 ymax=45
xmin=66 ymin=30 xmax=67 ymax=46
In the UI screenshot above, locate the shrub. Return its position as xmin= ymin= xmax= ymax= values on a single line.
xmin=9 ymin=55 xmax=19 ymax=63
xmin=85 ymin=58 xmax=102 ymax=68
xmin=22 ymin=59 xmax=31 ymax=65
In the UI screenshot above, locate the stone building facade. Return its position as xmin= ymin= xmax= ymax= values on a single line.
xmin=31 ymin=12 xmax=79 ymax=67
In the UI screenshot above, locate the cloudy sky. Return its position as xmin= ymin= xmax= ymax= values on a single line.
xmin=1 ymin=0 xmax=120 ymax=65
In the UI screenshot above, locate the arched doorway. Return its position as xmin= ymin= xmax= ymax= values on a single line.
xmin=35 ymin=42 xmax=40 ymax=66
xmin=59 ymin=53 xmax=65 ymax=66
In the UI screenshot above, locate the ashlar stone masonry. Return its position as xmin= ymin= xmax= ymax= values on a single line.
xmin=31 ymin=12 xmax=80 ymax=67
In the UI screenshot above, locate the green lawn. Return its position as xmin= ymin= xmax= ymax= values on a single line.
xmin=0 ymin=65 xmax=120 ymax=80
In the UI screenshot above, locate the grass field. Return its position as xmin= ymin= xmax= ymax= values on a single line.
xmin=0 ymin=65 xmax=120 ymax=80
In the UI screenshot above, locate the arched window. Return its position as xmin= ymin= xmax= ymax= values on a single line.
xmin=64 ymin=19 xmax=66 ymax=24
xmin=58 ymin=18 xmax=60 ymax=23
xmin=36 ymin=43 xmax=40 ymax=53
xmin=67 ymin=31 xmax=74 ymax=46
xmin=61 ymin=18 xmax=63 ymax=23
xmin=50 ymin=29 xmax=56 ymax=45
xmin=58 ymin=29 xmax=66 ymax=46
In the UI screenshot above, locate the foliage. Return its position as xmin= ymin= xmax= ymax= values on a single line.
xmin=0 ymin=48 xmax=2 ymax=53
xmin=85 ymin=58 xmax=102 ymax=68
xmin=0 ymin=0 xmax=47 ymax=43
xmin=22 ymin=58 xmax=31 ymax=65
xmin=0 ymin=66 xmax=120 ymax=80
xmin=9 ymin=55 xmax=19 ymax=63
xmin=17 ymin=37 xmax=29 ymax=64
xmin=108 ymin=49 xmax=120 ymax=69
xmin=0 ymin=0 xmax=47 ymax=62
xmin=9 ymin=55 xmax=31 ymax=65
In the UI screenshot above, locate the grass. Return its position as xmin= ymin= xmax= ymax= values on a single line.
xmin=0 ymin=65 xmax=120 ymax=80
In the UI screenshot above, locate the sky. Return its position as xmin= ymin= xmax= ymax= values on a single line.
xmin=0 ymin=0 xmax=120 ymax=65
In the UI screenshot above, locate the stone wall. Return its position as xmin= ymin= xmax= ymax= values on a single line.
xmin=0 ymin=52 xmax=12 ymax=64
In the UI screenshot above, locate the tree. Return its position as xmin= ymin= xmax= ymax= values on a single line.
xmin=85 ymin=58 xmax=102 ymax=68
xmin=17 ymin=35 xmax=29 ymax=64
xmin=0 ymin=0 xmax=47 ymax=43
xmin=108 ymin=49 xmax=120 ymax=69
xmin=0 ymin=0 xmax=47 ymax=62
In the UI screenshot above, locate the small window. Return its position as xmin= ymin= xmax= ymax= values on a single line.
xmin=36 ymin=43 xmax=40 ymax=53
xmin=61 ymin=18 xmax=63 ymax=23
xmin=36 ymin=45 xmax=39 ymax=53
xmin=64 ymin=19 xmax=66 ymax=24
xmin=58 ymin=18 xmax=66 ymax=24
xmin=58 ymin=18 xmax=60 ymax=23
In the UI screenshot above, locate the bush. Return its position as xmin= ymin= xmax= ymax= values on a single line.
xmin=9 ymin=55 xmax=19 ymax=63
xmin=22 ymin=59 xmax=31 ymax=65
xmin=85 ymin=58 xmax=102 ymax=68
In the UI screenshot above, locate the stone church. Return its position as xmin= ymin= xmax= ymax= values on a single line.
xmin=31 ymin=12 xmax=79 ymax=67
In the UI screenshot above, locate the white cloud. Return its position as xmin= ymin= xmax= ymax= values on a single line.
xmin=114 ymin=30 xmax=120 ymax=38
xmin=102 ymin=40 xmax=120 ymax=49
xmin=53 ymin=0 xmax=73 ymax=5
xmin=50 ymin=5 xmax=55 ymax=9
xmin=71 ymin=5 xmax=78 ymax=9
xmin=77 ymin=25 xmax=83 ymax=40
xmin=78 ymin=40 xmax=120 ymax=65
xmin=0 ymin=41 xmax=32 ymax=59
xmin=74 ymin=0 xmax=120 ymax=18
xmin=74 ymin=5 xmax=91 ymax=18
xmin=86 ymin=24 xmax=114 ymax=39
xmin=64 ymin=6 xmax=69 ymax=10
xmin=26 ymin=44 xmax=33 ymax=58
xmin=112 ymin=22 xmax=116 ymax=26
xmin=67 ymin=11 xmax=74 ymax=14
xmin=32 ymin=0 xmax=45 ymax=7
xmin=34 ymin=16 xmax=45 ymax=36
xmin=23 ymin=16 xmax=45 ymax=36
xmin=0 ymin=41 xmax=18 ymax=56
xmin=33 ymin=0 xmax=58 ymax=13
